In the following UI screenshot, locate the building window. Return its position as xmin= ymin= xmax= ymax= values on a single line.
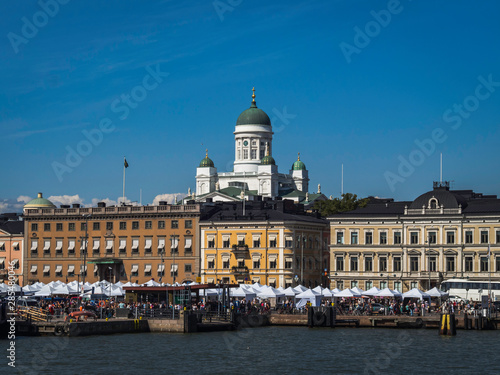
xmin=364 ymin=257 xmax=372 ymax=272
xmin=336 ymin=232 xmax=344 ymax=244
xmin=465 ymin=231 xmax=473 ymax=244
xmin=185 ymin=264 xmax=192 ymax=273
xmin=351 ymin=232 xmax=358 ymax=245
xmin=446 ymin=257 xmax=455 ymax=272
xmin=222 ymin=259 xmax=230 ymax=269
xmin=496 ymin=230 xmax=500 ymax=244
xmin=351 ymin=281 xmax=358 ymax=289
xmin=285 ymin=238 xmax=293 ymax=248
xmin=172 ymin=220 xmax=179 ymax=229
xmin=285 ymin=259 xmax=292 ymax=269
xmin=446 ymin=231 xmax=455 ymax=244
xmin=119 ymin=222 xmax=126 ymax=230
xmin=380 ymin=281 xmax=387 ymax=289
xmin=207 ymin=260 xmax=215 ymax=269
xmin=380 ymin=232 xmax=387 ymax=245
xmin=269 ymin=259 xmax=277 ymax=269
xmin=185 ymin=220 xmax=193 ymax=229
xmin=379 ymin=257 xmax=387 ymax=272
xmin=44 ymin=223 xmax=51 ymax=231
xmin=394 ymin=281 xmax=402 ymax=292
xmin=410 ymin=256 xmax=419 ymax=272
xmin=253 ymin=239 xmax=260 ymax=248
xmin=365 ymin=232 xmax=372 ymax=245
xmin=158 ymin=221 xmax=165 ymax=229
xmin=393 ymin=257 xmax=402 ymax=272
xmin=480 ymin=257 xmax=489 ymax=272
xmin=207 ymin=239 xmax=215 ymax=248
xmin=336 ymin=257 xmax=344 ymax=271
xmin=253 ymin=259 xmax=260 ymax=269
xmin=131 ymin=265 xmax=139 ymax=277
xmin=465 ymin=256 xmax=473 ymax=272
xmin=106 ymin=222 xmax=113 ymax=231
xmin=269 ymin=238 xmax=277 ymax=248
xmin=56 ymin=223 xmax=63 ymax=231
xmin=350 ymin=256 xmax=358 ymax=271
xmin=69 ymin=223 xmax=75 ymax=231
xmin=132 ymin=221 xmax=139 ymax=230
xmin=394 ymin=232 xmax=401 ymax=245
xmin=496 ymin=257 xmax=500 ymax=272
xmin=93 ymin=222 xmax=100 ymax=231
xmin=429 ymin=256 xmax=436 ymax=272
xmin=31 ymin=223 xmax=38 ymax=231
xmin=145 ymin=221 xmax=152 ymax=229
xmin=365 ymin=281 xmax=373 ymax=290
xmin=410 ymin=281 xmax=418 ymax=289
xmin=43 ymin=266 xmax=50 ymax=277
xmin=80 ymin=222 xmax=87 ymax=231
xmin=243 ymin=149 xmax=248 ymax=159
xmin=223 ymin=239 xmax=230 ymax=248
xmin=481 ymin=230 xmax=489 ymax=244
xmin=428 ymin=232 xmax=437 ymax=244
xmin=410 ymin=232 xmax=419 ymax=245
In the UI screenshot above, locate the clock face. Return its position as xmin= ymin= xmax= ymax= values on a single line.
xmin=243 ymin=140 xmax=248 ymax=146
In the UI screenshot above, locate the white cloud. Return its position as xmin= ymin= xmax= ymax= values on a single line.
xmin=48 ymin=194 xmax=83 ymax=207
xmin=152 ymin=193 xmax=187 ymax=206
xmin=17 ymin=195 xmax=32 ymax=204
xmin=0 ymin=199 xmax=25 ymax=213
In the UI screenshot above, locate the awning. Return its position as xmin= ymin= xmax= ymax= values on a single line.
xmin=12 ymin=259 xmax=19 ymax=267
xmin=285 ymin=236 xmax=293 ymax=241
xmin=93 ymin=240 xmax=100 ymax=250
xmin=0 ymin=242 xmax=4 ymax=248
xmin=222 ymin=235 xmax=230 ymax=241
xmin=12 ymin=242 xmax=19 ymax=249
xmin=68 ymin=265 xmax=75 ymax=272
xmin=30 ymin=265 xmax=37 ymax=272
xmin=119 ymin=240 xmax=126 ymax=250
xmin=43 ymin=265 xmax=50 ymax=273
xmin=144 ymin=264 xmax=152 ymax=273
xmin=285 ymin=257 xmax=293 ymax=262
xmin=184 ymin=238 xmax=192 ymax=248
xmin=221 ymin=254 xmax=230 ymax=261
xmin=252 ymin=253 xmax=261 ymax=260
xmin=269 ymin=254 xmax=278 ymax=260
xmin=68 ymin=241 xmax=75 ymax=250
xmin=55 ymin=241 xmax=63 ymax=251
xmin=131 ymin=264 xmax=139 ymax=273
xmin=207 ymin=278 xmax=214 ymax=283
xmin=106 ymin=240 xmax=113 ymax=250
xmin=171 ymin=237 xmax=179 ymax=249
xmin=171 ymin=264 xmax=178 ymax=272
xmin=237 ymin=234 xmax=245 ymax=241
xmin=94 ymin=265 xmax=98 ymax=272
xmin=80 ymin=265 xmax=87 ymax=272
xmin=145 ymin=239 xmax=152 ymax=250
xmin=207 ymin=255 xmax=215 ymax=261
xmin=157 ymin=264 xmax=165 ymax=272
xmin=0 ymin=259 xmax=4 ymax=266
xmin=269 ymin=235 xmax=277 ymax=241
xmin=43 ymin=241 xmax=50 ymax=250
xmin=80 ymin=240 xmax=87 ymax=250
xmin=158 ymin=238 xmax=165 ymax=250
xmin=132 ymin=239 xmax=139 ymax=250
xmin=55 ymin=265 xmax=62 ymax=273
xmin=252 ymin=235 xmax=261 ymax=241
xmin=31 ymin=241 xmax=37 ymax=250
xmin=207 ymin=235 xmax=215 ymax=241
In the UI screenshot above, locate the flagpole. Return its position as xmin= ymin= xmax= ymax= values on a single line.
xmin=123 ymin=156 xmax=126 ymax=205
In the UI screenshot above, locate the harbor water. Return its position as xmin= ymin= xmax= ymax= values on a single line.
xmin=10 ymin=326 xmax=500 ymax=374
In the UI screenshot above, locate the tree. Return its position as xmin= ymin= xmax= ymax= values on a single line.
xmin=312 ymin=193 xmax=369 ymax=217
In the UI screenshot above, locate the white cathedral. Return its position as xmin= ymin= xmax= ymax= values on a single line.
xmin=187 ymin=89 xmax=326 ymax=205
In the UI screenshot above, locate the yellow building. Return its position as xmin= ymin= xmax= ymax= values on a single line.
xmin=200 ymin=199 xmax=329 ymax=288
xmin=23 ymin=193 xmax=201 ymax=285
xmin=329 ymin=182 xmax=500 ymax=292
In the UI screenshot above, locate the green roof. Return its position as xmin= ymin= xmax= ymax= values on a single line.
xmin=236 ymin=101 xmax=271 ymax=126
xmin=261 ymin=154 xmax=276 ymax=165
xmin=199 ymin=150 xmax=215 ymax=168
xmin=292 ymin=154 xmax=306 ymax=170
xmin=24 ymin=193 xmax=56 ymax=208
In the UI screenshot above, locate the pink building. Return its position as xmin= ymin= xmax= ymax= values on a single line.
xmin=0 ymin=215 xmax=24 ymax=285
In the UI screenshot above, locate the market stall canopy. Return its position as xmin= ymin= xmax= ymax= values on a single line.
xmin=257 ymin=286 xmax=285 ymax=299
xmin=334 ymin=288 xmax=362 ymax=298
xmin=375 ymin=288 xmax=402 ymax=298
xmin=283 ymin=286 xmax=297 ymax=297
xmin=402 ymin=288 xmax=430 ymax=300
xmin=363 ymin=287 xmax=381 ymax=296
xmin=425 ymin=287 xmax=449 ymax=297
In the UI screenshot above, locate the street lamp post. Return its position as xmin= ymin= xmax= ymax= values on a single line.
xmin=82 ymin=214 xmax=91 ymax=292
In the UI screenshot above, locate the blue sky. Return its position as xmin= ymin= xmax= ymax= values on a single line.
xmin=1 ymin=0 xmax=500 ymax=211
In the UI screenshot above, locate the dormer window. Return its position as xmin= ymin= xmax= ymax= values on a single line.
xmin=429 ymin=198 xmax=438 ymax=209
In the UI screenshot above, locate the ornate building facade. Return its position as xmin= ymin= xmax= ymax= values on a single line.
xmin=329 ymin=182 xmax=500 ymax=293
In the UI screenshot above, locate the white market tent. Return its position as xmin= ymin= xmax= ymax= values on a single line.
xmin=230 ymin=287 xmax=257 ymax=299
xmin=351 ymin=287 xmax=365 ymax=295
xmin=402 ymin=288 xmax=430 ymax=300
xmin=425 ymin=287 xmax=448 ymax=297
xmin=334 ymin=288 xmax=362 ymax=298
xmin=283 ymin=286 xmax=297 ymax=297
xmin=143 ymin=279 xmax=161 ymax=287
xmin=295 ymin=289 xmax=322 ymax=307
xmin=363 ymin=287 xmax=381 ymax=296
xmin=257 ymin=286 xmax=285 ymax=299
xmin=34 ymin=285 xmax=56 ymax=297
xmin=375 ymin=288 xmax=402 ymax=298
xmin=330 ymin=288 xmax=340 ymax=294
xmin=51 ymin=284 xmax=78 ymax=295
xmin=293 ymin=285 xmax=308 ymax=294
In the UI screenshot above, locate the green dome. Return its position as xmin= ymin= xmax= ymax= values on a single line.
xmin=24 ymin=193 xmax=56 ymax=208
xmin=292 ymin=154 xmax=306 ymax=170
xmin=261 ymin=154 xmax=276 ymax=165
xmin=236 ymin=89 xmax=271 ymax=126
xmin=199 ymin=150 xmax=215 ymax=168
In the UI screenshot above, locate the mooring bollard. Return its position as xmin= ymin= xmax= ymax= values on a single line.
xmin=439 ymin=313 xmax=456 ymax=336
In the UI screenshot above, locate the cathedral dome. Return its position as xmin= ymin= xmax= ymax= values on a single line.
xmin=261 ymin=155 xmax=276 ymax=165
xmin=292 ymin=153 xmax=306 ymax=170
xmin=236 ymin=88 xmax=271 ymax=126
xmin=199 ymin=150 xmax=215 ymax=168
xmin=24 ymin=193 xmax=56 ymax=209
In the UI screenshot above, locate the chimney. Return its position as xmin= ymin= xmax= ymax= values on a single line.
xmin=72 ymin=203 xmax=80 ymax=208
xmin=159 ymin=201 xmax=168 ymax=206
xmin=97 ymin=202 xmax=106 ymax=208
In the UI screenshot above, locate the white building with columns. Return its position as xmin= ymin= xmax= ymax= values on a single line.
xmin=191 ymin=89 xmax=321 ymax=204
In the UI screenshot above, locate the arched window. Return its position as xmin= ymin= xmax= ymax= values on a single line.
xmin=429 ymin=198 xmax=438 ymax=209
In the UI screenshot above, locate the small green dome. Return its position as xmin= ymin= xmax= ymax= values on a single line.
xmin=292 ymin=153 xmax=306 ymax=170
xmin=261 ymin=154 xmax=276 ymax=165
xmin=236 ymin=88 xmax=271 ymax=126
xmin=199 ymin=150 xmax=215 ymax=168
xmin=24 ymin=193 xmax=56 ymax=208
